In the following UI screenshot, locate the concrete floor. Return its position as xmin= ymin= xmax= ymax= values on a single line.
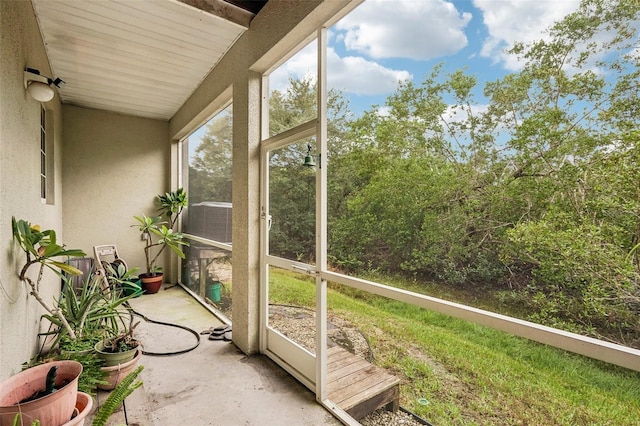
xmin=91 ymin=284 xmax=341 ymax=426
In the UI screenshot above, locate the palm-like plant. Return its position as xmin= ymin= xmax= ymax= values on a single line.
xmin=134 ymin=188 xmax=189 ymax=276
xmin=12 ymin=217 xmax=86 ymax=340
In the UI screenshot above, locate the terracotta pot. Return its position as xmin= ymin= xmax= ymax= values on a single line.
xmin=98 ymin=349 xmax=142 ymax=391
xmin=139 ymin=273 xmax=163 ymax=294
xmin=0 ymin=360 xmax=82 ymax=426
xmin=61 ymin=392 xmax=93 ymax=426
xmin=94 ymin=340 xmax=138 ymax=367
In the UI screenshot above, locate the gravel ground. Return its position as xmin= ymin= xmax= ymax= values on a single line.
xmin=360 ymin=409 xmax=427 ymax=426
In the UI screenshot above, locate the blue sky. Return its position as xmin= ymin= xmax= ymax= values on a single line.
xmin=269 ymin=0 xmax=583 ymax=116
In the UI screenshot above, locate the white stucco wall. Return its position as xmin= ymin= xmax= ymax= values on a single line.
xmin=61 ymin=106 xmax=170 ymax=277
xmin=0 ymin=0 xmax=66 ymax=379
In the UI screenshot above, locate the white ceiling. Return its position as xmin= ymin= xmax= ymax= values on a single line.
xmin=32 ymin=0 xmax=259 ymax=121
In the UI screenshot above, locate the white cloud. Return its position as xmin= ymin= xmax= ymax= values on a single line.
xmin=267 ymin=42 xmax=317 ymax=92
xmin=443 ymin=103 xmax=489 ymax=123
xmin=473 ymin=0 xmax=580 ymax=70
xmin=269 ymin=43 xmax=412 ymax=96
xmin=327 ymin=49 xmax=412 ymax=95
xmin=335 ymin=0 xmax=472 ymax=60
xmin=376 ymin=106 xmax=392 ymax=117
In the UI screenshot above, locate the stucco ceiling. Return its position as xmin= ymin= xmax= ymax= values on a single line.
xmin=32 ymin=0 xmax=267 ymax=121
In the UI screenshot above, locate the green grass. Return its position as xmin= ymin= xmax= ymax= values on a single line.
xmin=269 ymin=270 xmax=640 ymax=425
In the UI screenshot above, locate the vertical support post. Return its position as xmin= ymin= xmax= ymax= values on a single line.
xmin=259 ymin=74 xmax=270 ymax=353
xmin=232 ymin=70 xmax=263 ymax=354
xmin=316 ymin=26 xmax=328 ymax=402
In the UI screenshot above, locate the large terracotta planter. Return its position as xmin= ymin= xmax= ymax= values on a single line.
xmin=139 ymin=273 xmax=163 ymax=294
xmin=61 ymin=392 xmax=93 ymax=426
xmin=98 ymin=349 xmax=143 ymax=391
xmin=0 ymin=360 xmax=82 ymax=426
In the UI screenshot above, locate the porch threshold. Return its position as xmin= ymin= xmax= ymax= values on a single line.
xmin=327 ymin=345 xmax=401 ymax=420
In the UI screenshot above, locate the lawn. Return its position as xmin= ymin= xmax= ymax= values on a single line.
xmin=269 ymin=270 xmax=640 ymax=425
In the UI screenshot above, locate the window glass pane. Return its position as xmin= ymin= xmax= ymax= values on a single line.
xmin=184 ymin=105 xmax=232 ymax=243
xmin=40 ymin=107 xmax=46 ymax=200
xmin=268 ymin=138 xmax=316 ymax=264
xmin=268 ymin=265 xmax=316 ymax=352
xmin=182 ymin=245 xmax=232 ymax=317
xmin=268 ymin=40 xmax=317 ymax=137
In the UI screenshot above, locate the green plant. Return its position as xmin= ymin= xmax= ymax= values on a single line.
xmin=12 ymin=414 xmax=40 ymax=426
xmin=103 ymin=262 xmax=141 ymax=296
xmin=42 ymin=273 xmax=137 ymax=348
xmin=91 ymin=366 xmax=144 ymax=426
xmin=12 ymin=217 xmax=86 ymax=340
xmin=133 ymin=188 xmax=189 ymax=276
xmin=22 ymin=351 xmax=107 ymax=395
xmin=100 ymin=321 xmax=140 ymax=353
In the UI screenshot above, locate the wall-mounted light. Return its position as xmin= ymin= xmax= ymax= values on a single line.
xmin=24 ymin=68 xmax=64 ymax=102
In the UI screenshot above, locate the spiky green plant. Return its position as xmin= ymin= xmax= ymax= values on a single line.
xmin=91 ymin=365 xmax=144 ymax=426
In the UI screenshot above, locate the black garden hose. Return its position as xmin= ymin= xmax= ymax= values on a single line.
xmin=125 ymin=303 xmax=201 ymax=356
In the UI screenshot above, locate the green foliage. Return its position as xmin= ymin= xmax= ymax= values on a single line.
xmin=11 ymin=217 xmax=86 ymax=340
xmin=103 ymin=261 xmax=141 ymax=296
xmin=12 ymin=414 xmax=40 ymax=426
xmin=134 ymin=188 xmax=189 ymax=275
xmin=12 ymin=217 xmax=85 ymax=279
xmin=324 ymin=0 xmax=640 ymax=346
xmin=157 ymin=187 xmax=187 ymax=224
xmin=133 ymin=215 xmax=188 ymax=275
xmin=43 ymin=273 xmax=136 ymax=346
xmin=23 ymin=351 xmax=107 ymax=395
xmin=189 ymin=107 xmax=233 ymax=204
xmin=503 ymin=218 xmax=639 ymax=341
xmin=91 ymin=366 xmax=144 ymax=426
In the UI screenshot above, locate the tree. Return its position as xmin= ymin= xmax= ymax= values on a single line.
xmin=189 ymin=108 xmax=233 ymax=204
xmin=328 ymin=0 xmax=640 ymax=345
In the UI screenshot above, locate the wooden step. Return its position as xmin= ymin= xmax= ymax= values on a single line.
xmin=327 ymin=345 xmax=400 ymax=420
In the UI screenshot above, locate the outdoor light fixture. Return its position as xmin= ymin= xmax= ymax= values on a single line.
xmin=24 ymin=68 xmax=64 ymax=102
xmin=303 ymin=143 xmax=316 ymax=167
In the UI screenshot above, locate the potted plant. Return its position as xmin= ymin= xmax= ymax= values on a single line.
xmin=93 ymin=321 xmax=143 ymax=391
xmin=61 ymin=391 xmax=92 ymax=426
xmin=133 ymin=188 xmax=188 ymax=294
xmin=43 ymin=273 xmax=137 ymax=355
xmin=0 ymin=360 xmax=82 ymax=426
xmin=11 ymin=218 xmax=86 ymax=341
xmin=102 ymin=262 xmax=142 ymax=298
xmin=94 ymin=321 xmax=140 ymax=367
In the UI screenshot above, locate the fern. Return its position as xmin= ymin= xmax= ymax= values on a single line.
xmin=91 ymin=365 xmax=143 ymax=426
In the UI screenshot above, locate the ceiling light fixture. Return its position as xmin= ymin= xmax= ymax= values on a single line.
xmin=24 ymin=68 xmax=64 ymax=103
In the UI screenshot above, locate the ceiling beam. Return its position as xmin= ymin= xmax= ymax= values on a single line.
xmin=178 ymin=0 xmax=254 ymax=29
